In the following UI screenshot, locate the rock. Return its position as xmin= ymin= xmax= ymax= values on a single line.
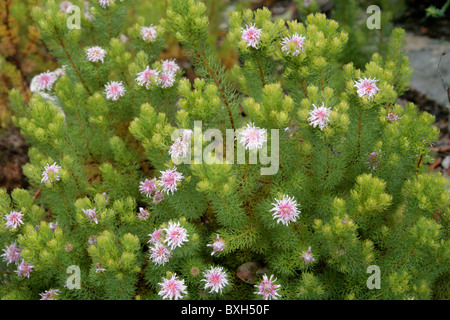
xmin=404 ymin=32 xmax=450 ymax=108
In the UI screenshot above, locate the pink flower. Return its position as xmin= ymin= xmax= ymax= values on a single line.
xmin=86 ymin=46 xmax=107 ymax=63
xmin=159 ymin=72 xmax=176 ymax=89
xmin=158 ymin=167 xmax=184 ymax=194
xmin=135 ymin=66 xmax=160 ymax=88
xmin=354 ymin=77 xmax=379 ymax=99
xmin=161 ymin=59 xmax=180 ymax=74
xmin=270 ymin=195 xmax=300 ymax=226
xmin=150 ymin=243 xmax=172 ymax=266
xmin=49 ymin=221 xmax=58 ymax=231
xmin=59 ymin=1 xmax=73 ymax=13
xmin=152 ymin=191 xmax=165 ymax=204
xmin=137 ymin=207 xmax=150 ymax=221
xmin=308 ymin=103 xmax=331 ymax=130
xmin=104 ymin=81 xmax=126 ymax=101
xmin=82 ymin=208 xmax=98 ymax=224
xmin=254 ymin=274 xmax=281 ymax=300
xmin=301 ymin=246 xmax=315 ymax=265
xmin=387 ymin=112 xmax=400 ymax=122
xmin=281 ymin=33 xmax=306 ymax=56
xmin=140 ymin=25 xmax=157 ymax=42
xmin=1 ymin=243 xmax=21 ymax=265
xmin=207 ymin=234 xmax=225 ymax=256
xmin=39 ymin=289 xmax=60 ymax=300
xmin=158 ymin=274 xmax=188 ymax=300
xmin=201 ymin=266 xmax=229 ymax=294
xmin=163 ymin=221 xmax=189 ymax=250
xmin=3 ymin=211 xmax=24 ymax=229
xmin=41 ymin=162 xmax=62 ymax=184
xmin=169 ymin=138 xmax=190 ymax=159
xmin=16 ymin=260 xmax=34 ymax=278
xmin=367 ymin=152 xmax=381 ymax=170
xmin=241 ymin=23 xmax=262 ymax=49
xmin=238 ymin=123 xmax=267 ymax=150
xmin=148 ymin=228 xmax=164 ymax=245
xmin=35 ymin=71 xmax=57 ymax=91
xmin=139 ymin=178 xmax=158 ymax=197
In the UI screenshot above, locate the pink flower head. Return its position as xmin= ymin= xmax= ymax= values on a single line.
xmin=161 ymin=59 xmax=180 ymax=74
xmin=354 ymin=77 xmax=379 ymax=99
xmin=159 ymin=72 xmax=176 ymax=89
xmin=104 ymin=81 xmax=126 ymax=101
xmin=207 ymin=234 xmax=225 ymax=256
xmin=367 ymin=152 xmax=381 ymax=170
xmin=163 ymin=221 xmax=189 ymax=250
xmin=308 ymin=103 xmax=332 ymax=130
xmin=36 ymin=71 xmax=57 ymax=91
xmin=140 ymin=25 xmax=157 ymax=42
xmin=135 ymin=66 xmax=160 ymax=88
xmin=201 ymin=266 xmax=229 ymax=294
xmin=152 ymin=191 xmax=165 ymax=204
xmin=139 ymin=178 xmax=158 ymax=198
xmin=86 ymin=46 xmax=107 ymax=63
xmin=41 ymin=162 xmax=62 ymax=184
xmin=137 ymin=207 xmax=150 ymax=221
xmin=281 ymin=33 xmax=306 ymax=56
xmin=241 ymin=23 xmax=262 ymax=49
xmin=39 ymin=289 xmax=60 ymax=300
xmin=1 ymin=243 xmax=21 ymax=265
xmin=98 ymin=0 xmax=109 ymax=8
xmin=150 ymin=242 xmax=172 ymax=266
xmin=82 ymin=208 xmax=98 ymax=224
xmin=16 ymin=260 xmax=34 ymax=278
xmin=270 ymin=195 xmax=300 ymax=226
xmin=158 ymin=273 xmax=188 ymax=300
xmin=254 ymin=274 xmax=281 ymax=300
xmin=387 ymin=112 xmax=400 ymax=122
xmin=301 ymin=246 xmax=315 ymax=265
xmin=169 ymin=138 xmax=190 ymax=159
xmin=158 ymin=167 xmax=184 ymax=194
xmin=59 ymin=1 xmax=73 ymax=13
xmin=238 ymin=123 xmax=267 ymax=150
xmin=3 ymin=211 xmax=24 ymax=230
xmin=49 ymin=221 xmax=58 ymax=232
xmin=148 ymin=228 xmax=164 ymax=245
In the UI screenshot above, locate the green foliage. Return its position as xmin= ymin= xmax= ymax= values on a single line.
xmin=1 ymin=0 xmax=448 ymax=301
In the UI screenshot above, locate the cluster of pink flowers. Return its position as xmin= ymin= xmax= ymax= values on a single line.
xmin=139 ymin=167 xmax=184 ymax=204
xmin=3 ymin=211 xmax=24 ymax=230
xmin=308 ymin=103 xmax=332 ymax=130
xmin=135 ymin=59 xmax=180 ymax=90
xmin=206 ymin=234 xmax=225 ymax=256
xmin=238 ymin=123 xmax=267 ymax=150
xmin=41 ymin=162 xmax=62 ymax=184
xmin=281 ymin=33 xmax=306 ymax=56
xmin=254 ymin=274 xmax=281 ymax=300
xmin=270 ymin=194 xmax=300 ymax=226
xmin=241 ymin=23 xmax=263 ymax=49
xmin=147 ymin=221 xmax=189 ymax=266
xmin=354 ymin=77 xmax=380 ymax=99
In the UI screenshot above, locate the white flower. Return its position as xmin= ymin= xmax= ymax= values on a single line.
xmin=301 ymin=246 xmax=315 ymax=265
xmin=159 ymin=72 xmax=176 ymax=89
xmin=158 ymin=167 xmax=184 ymax=194
xmin=163 ymin=221 xmax=189 ymax=250
xmin=41 ymin=162 xmax=62 ymax=184
xmin=161 ymin=59 xmax=180 ymax=74
xmin=307 ymin=103 xmax=332 ymax=130
xmin=98 ymin=0 xmax=110 ymax=8
xmin=207 ymin=234 xmax=225 ymax=256
xmin=254 ymin=274 xmax=281 ymax=300
xmin=150 ymin=243 xmax=172 ymax=266
xmin=82 ymin=208 xmax=98 ymax=224
xmin=135 ymin=66 xmax=160 ymax=88
xmin=86 ymin=46 xmax=107 ymax=63
xmin=169 ymin=138 xmax=190 ymax=159
xmin=39 ymin=289 xmax=60 ymax=300
xmin=238 ymin=123 xmax=267 ymax=150
xmin=140 ymin=25 xmax=157 ymax=42
xmin=34 ymin=71 xmax=57 ymax=91
xmin=1 ymin=243 xmax=21 ymax=265
xmin=354 ymin=77 xmax=380 ymax=99
xmin=3 ymin=211 xmax=24 ymax=230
